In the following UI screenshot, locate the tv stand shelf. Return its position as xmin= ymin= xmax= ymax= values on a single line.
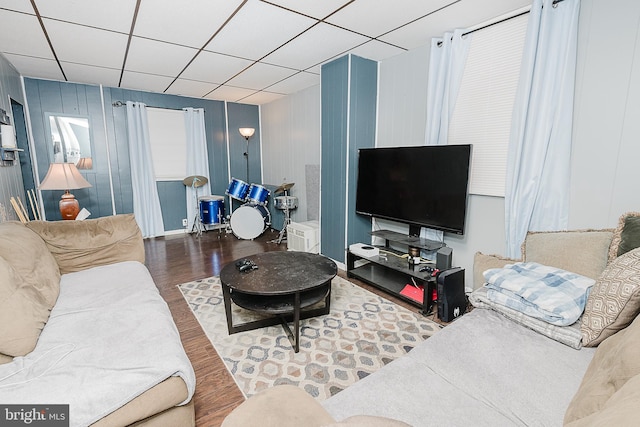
xmin=371 ymin=230 xmax=444 ymax=251
xmin=347 ymin=244 xmax=436 ymax=315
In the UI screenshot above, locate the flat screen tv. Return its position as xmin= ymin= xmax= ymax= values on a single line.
xmin=355 ymin=144 xmax=472 ymax=235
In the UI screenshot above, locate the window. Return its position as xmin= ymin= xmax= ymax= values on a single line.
xmin=146 ymin=108 xmax=187 ymax=180
xmin=448 ymin=12 xmax=528 ymax=197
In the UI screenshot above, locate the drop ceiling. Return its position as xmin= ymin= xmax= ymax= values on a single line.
xmin=0 ymin=0 xmax=530 ymax=105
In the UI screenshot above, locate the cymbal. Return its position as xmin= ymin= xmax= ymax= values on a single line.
xmin=183 ymin=175 xmax=208 ymax=188
xmin=274 ymin=182 xmax=295 ymax=194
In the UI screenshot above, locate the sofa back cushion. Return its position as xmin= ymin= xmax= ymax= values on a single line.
xmin=0 ymin=221 xmax=61 ymax=359
xmin=522 ymin=230 xmax=613 ymax=280
xmin=26 ymin=214 xmax=144 ymax=275
xmin=564 ymin=312 xmax=640 ymax=424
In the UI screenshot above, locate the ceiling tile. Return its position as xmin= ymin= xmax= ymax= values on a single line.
xmin=3 ymin=53 xmax=64 ymax=81
xmin=240 ymin=90 xmax=285 ymax=105
xmin=346 ymin=39 xmax=405 ymax=62
xmin=265 ymin=70 xmax=318 ymax=94
xmin=120 ymin=70 xmax=176 ymax=94
xmin=226 ymin=62 xmax=297 ymax=91
xmin=203 ymin=85 xmax=257 ymax=103
xmin=34 ymin=0 xmax=137 ymax=34
xmin=43 ymin=19 xmax=129 ymax=69
xmin=0 ymin=9 xmax=54 ymax=58
xmin=261 ymin=0 xmax=351 ymax=20
xmin=134 ymin=0 xmax=245 ymax=49
xmin=262 ymin=22 xmax=369 ymax=70
xmin=164 ymin=78 xmax=219 ymax=99
xmin=327 ymin=0 xmax=453 ymax=39
xmin=0 ymin=1 xmax=35 ymax=14
xmin=205 ymin=0 xmax=316 ymax=61
xmin=180 ymin=50 xmax=252 ymax=84
xmin=379 ymin=0 xmax=532 ymax=50
xmin=125 ymin=37 xmax=198 ymax=76
xmin=61 ymin=62 xmax=120 ymax=88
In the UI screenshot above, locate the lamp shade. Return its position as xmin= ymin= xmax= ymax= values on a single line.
xmin=40 ymin=162 xmax=92 ymax=191
xmin=76 ymin=157 xmax=93 ymax=170
xmin=239 ymin=127 xmax=255 ymax=138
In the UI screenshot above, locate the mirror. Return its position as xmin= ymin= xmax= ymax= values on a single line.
xmin=47 ymin=114 xmax=92 ymax=167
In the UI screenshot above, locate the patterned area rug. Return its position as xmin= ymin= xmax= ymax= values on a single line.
xmin=178 ymin=275 xmax=441 ymax=400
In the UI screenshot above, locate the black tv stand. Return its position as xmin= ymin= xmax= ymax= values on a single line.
xmin=346 ymin=230 xmax=446 ymax=315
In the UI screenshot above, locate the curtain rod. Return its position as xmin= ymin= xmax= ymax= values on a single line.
xmin=111 ymin=100 xmax=204 ymax=112
xmin=438 ymin=0 xmax=566 ymax=46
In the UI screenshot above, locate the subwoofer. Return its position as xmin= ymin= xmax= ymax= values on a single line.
xmin=436 ymin=267 xmax=466 ymax=322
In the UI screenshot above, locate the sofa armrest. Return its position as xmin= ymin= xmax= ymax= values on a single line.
xmin=26 ymin=214 xmax=144 ymax=274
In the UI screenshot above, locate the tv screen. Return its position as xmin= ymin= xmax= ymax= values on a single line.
xmin=355 ymin=144 xmax=472 ymax=235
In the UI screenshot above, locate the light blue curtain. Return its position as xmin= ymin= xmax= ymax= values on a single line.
xmin=421 ymin=28 xmax=472 ymax=244
xmin=504 ymin=0 xmax=580 ymax=258
xmin=125 ymin=101 xmax=165 ymax=238
xmin=183 ymin=108 xmax=211 ymax=230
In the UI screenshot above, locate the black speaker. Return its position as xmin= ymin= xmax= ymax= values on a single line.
xmin=436 ymin=247 xmax=452 ymax=271
xmin=437 ymin=267 xmax=466 ymax=322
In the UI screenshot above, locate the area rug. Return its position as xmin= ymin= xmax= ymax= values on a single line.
xmin=178 ymin=275 xmax=441 ymax=400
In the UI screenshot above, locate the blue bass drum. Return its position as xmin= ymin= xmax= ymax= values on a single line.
xmin=230 ymin=204 xmax=270 ymax=240
xmin=199 ymin=196 xmax=225 ymax=225
xmin=246 ymin=184 xmax=270 ymax=206
xmin=226 ymin=178 xmax=250 ymax=201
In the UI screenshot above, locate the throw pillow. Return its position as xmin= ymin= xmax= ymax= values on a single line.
xmin=564 ymin=313 xmax=640 ymax=424
xmin=522 ymin=229 xmax=613 ymax=280
xmin=472 ymin=252 xmax=518 ymax=290
xmin=0 ymin=256 xmax=52 ymax=357
xmin=581 ymin=247 xmax=640 ymax=347
xmin=608 ymin=212 xmax=640 ymax=262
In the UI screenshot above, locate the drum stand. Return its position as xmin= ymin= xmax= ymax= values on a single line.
xmin=275 ymin=204 xmax=292 ymax=245
xmin=191 ymin=184 xmax=205 ymax=237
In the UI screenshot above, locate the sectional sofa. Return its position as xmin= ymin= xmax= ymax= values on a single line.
xmin=0 ymin=214 xmax=196 ymax=427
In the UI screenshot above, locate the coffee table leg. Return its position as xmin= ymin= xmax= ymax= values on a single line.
xmin=222 ymin=283 xmax=235 ymax=334
xmin=294 ymin=291 xmax=300 ymax=352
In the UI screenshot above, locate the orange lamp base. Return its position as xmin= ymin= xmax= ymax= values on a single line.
xmin=59 ymin=191 xmax=80 ymax=220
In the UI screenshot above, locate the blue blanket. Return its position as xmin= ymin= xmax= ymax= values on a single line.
xmin=483 ymin=262 xmax=595 ymax=326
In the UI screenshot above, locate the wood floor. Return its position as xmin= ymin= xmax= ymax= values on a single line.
xmin=144 ymin=228 xmax=431 ymax=427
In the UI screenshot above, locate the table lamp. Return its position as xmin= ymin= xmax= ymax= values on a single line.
xmin=39 ymin=162 xmax=92 ymax=220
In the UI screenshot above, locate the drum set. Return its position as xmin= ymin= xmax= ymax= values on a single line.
xmin=186 ymin=175 xmax=298 ymax=242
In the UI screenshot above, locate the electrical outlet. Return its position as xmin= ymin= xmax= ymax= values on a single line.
xmin=182 ymin=218 xmax=188 ymax=227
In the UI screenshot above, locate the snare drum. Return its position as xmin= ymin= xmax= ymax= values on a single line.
xmin=199 ymin=196 xmax=225 ymax=225
xmin=230 ymin=204 xmax=271 ymax=240
xmin=274 ymin=195 xmax=298 ymax=210
xmin=226 ymin=178 xmax=250 ymax=201
xmin=246 ymin=184 xmax=270 ymax=206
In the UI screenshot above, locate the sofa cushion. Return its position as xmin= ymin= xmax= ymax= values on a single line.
xmin=0 ymin=221 xmax=60 ymax=358
xmin=580 ymin=247 xmax=640 ymax=347
xmin=472 ymin=252 xmax=518 ymax=290
xmin=608 ymin=212 xmax=640 ymax=262
xmin=26 ymin=214 xmax=144 ymax=274
xmin=522 ymin=229 xmax=613 ymax=280
xmin=564 ymin=312 xmax=640 ymax=424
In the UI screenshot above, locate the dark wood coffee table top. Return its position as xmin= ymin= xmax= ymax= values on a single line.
xmin=220 ymin=251 xmax=337 ymax=296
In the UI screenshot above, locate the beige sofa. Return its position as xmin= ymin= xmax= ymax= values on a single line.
xmin=224 ymin=214 xmax=640 ymax=426
xmin=0 ymin=214 xmax=196 ymax=427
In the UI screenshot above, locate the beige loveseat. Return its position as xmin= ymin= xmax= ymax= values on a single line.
xmin=225 ymin=214 xmax=640 ymax=426
xmin=0 ymin=214 xmax=196 ymax=427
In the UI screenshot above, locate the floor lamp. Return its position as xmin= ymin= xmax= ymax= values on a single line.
xmin=239 ymin=127 xmax=255 ymax=183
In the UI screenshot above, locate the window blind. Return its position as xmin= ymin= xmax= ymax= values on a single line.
xmin=147 ymin=107 xmax=187 ymax=180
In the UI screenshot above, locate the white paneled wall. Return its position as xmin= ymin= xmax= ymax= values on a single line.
xmin=261 ymin=85 xmax=321 ymax=223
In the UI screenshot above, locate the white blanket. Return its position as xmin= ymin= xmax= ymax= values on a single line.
xmin=0 ymin=261 xmax=196 ymax=427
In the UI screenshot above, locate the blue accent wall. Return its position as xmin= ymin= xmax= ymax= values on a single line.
xmin=24 ymin=79 xmax=259 ymax=232
xmin=320 ymin=55 xmax=377 ymax=263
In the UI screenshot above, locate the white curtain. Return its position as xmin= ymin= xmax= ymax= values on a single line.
xmin=183 ymin=108 xmax=211 ymax=230
xmin=421 ymin=28 xmax=472 ymax=244
xmin=504 ymin=0 xmax=580 ymax=258
xmin=125 ymin=101 xmax=165 ymax=238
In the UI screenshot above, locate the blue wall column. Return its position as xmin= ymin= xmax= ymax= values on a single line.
xmin=320 ymin=54 xmax=378 ymax=263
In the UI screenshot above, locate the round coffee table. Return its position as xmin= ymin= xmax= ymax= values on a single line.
xmin=220 ymin=251 xmax=337 ymax=352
